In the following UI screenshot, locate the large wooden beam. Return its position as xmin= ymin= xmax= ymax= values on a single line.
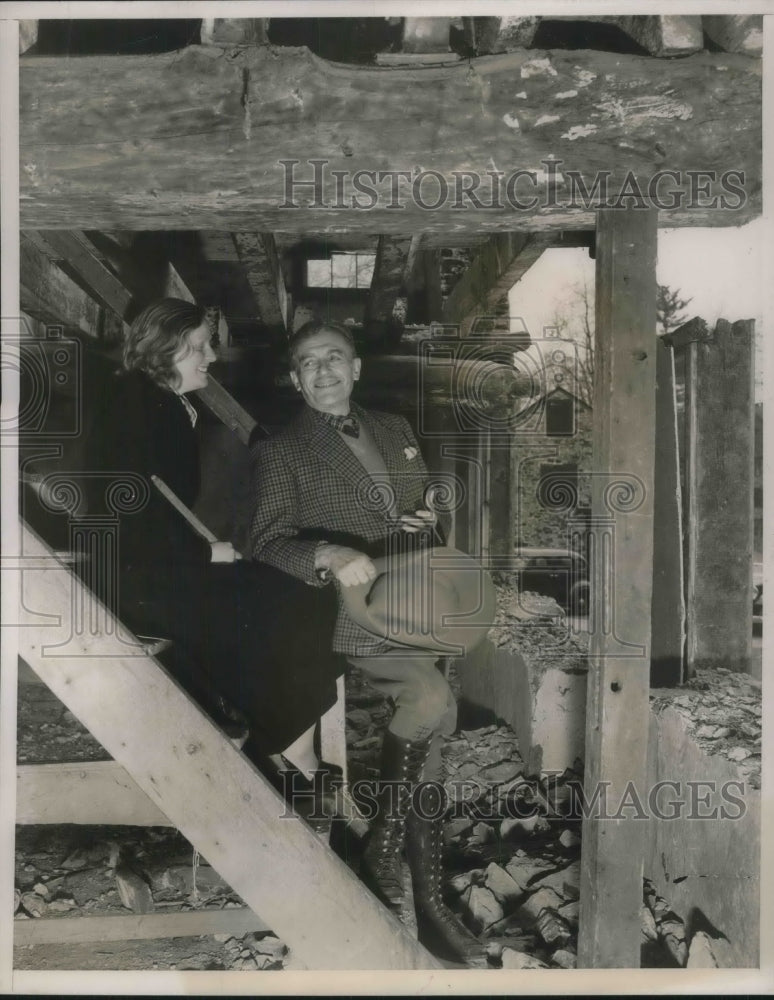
xmin=676 ymin=318 xmax=755 ymax=675
xmin=232 ymin=232 xmax=289 ymax=341
xmin=39 ymin=230 xmax=132 ymax=319
xmin=17 ymin=760 xmax=171 ymax=826
xmin=15 ymin=523 xmax=441 ymax=971
xmin=19 ymin=236 xmax=121 ymax=340
xmin=578 ymin=208 xmax=657 ymax=968
xmin=19 ymin=47 xmax=761 ymax=232
xmin=14 ymin=908 xmax=270 ymax=947
xmin=649 ymin=335 xmax=685 ymax=686
xmin=442 ymin=232 xmax=552 ymax=335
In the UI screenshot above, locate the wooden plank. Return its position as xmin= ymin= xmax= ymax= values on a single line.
xmin=684 ymin=319 xmax=754 ymax=674
xmin=19 ymin=47 xmax=761 ymax=232
xmin=38 ymin=231 xmax=131 ymax=320
xmin=14 ymin=908 xmax=270 ymax=947
xmin=649 ymin=335 xmax=685 ymax=685
xmin=15 ymin=523 xmax=441 ymax=971
xmin=16 ymin=760 xmax=172 ymax=827
xmin=487 ymin=434 xmax=514 ymax=560
xmin=577 ymin=208 xmax=658 ymax=969
xmin=194 ymin=375 xmax=257 ymax=447
xmin=232 ymin=233 xmax=288 ymax=338
xmin=703 ymin=15 xmax=762 ymax=54
xmin=19 ymin=19 xmax=37 ymax=55
xmin=442 ymin=233 xmax=552 ymax=335
xmin=20 ymin=236 xmax=105 ymax=338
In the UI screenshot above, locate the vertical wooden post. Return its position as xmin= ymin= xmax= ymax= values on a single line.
xmin=683 ymin=319 xmax=755 ymax=674
xmin=650 ymin=335 xmax=685 ymax=685
xmin=487 ymin=431 xmax=513 ymax=561
xmin=578 ymin=208 xmax=658 ymax=968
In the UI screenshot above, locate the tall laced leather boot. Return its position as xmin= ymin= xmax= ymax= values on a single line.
xmin=406 ymin=780 xmax=489 ymax=967
xmin=359 ymin=731 xmax=431 ymax=910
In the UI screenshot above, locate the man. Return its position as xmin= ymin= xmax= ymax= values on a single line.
xmin=250 ymin=320 xmax=485 ymax=964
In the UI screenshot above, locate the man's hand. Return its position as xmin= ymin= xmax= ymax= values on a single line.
xmin=396 ymin=509 xmax=438 ymax=533
xmin=210 ymin=541 xmax=241 ymax=563
xmin=316 ymin=543 xmax=377 ymax=587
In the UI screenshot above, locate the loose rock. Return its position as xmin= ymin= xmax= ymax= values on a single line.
xmin=463 ymin=886 xmax=505 ymax=932
xmin=687 ymin=930 xmax=718 ymax=968
xmin=484 ymin=863 xmax=525 ymax=907
xmin=501 ymin=948 xmax=548 ymax=969
xmin=552 ymin=948 xmax=577 ymax=968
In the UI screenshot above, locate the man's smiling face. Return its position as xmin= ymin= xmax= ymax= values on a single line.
xmin=290 ymin=328 xmax=361 ymax=415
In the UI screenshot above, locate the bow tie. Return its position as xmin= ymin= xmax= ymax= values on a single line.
xmin=324 ymin=413 xmax=360 ymax=438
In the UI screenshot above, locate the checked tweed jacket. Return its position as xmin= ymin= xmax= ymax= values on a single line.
xmin=250 ymin=402 xmax=441 ymax=656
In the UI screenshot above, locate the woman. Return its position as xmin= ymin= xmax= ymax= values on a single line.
xmin=86 ymin=298 xmax=341 ymax=778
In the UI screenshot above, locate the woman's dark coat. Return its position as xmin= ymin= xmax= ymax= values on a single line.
xmin=85 ymin=370 xmax=341 ymax=754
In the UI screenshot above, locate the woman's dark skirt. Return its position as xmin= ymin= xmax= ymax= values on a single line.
xmin=116 ymin=560 xmax=342 ymax=755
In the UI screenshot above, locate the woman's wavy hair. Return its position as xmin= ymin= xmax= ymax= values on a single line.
xmin=123 ymin=298 xmax=207 ymax=390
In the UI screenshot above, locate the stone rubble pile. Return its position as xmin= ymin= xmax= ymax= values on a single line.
xmin=436 ymin=724 xmax=583 ymax=969
xmin=641 ymin=878 xmax=722 ymax=969
xmin=651 ymin=667 xmax=762 ymax=788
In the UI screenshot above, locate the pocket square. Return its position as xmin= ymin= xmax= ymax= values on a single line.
xmin=404 ymin=446 xmax=418 ymax=460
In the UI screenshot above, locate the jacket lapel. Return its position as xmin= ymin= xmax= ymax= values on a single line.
xmin=355 ymin=404 xmax=407 ymax=476
xmin=297 ymin=405 xmax=376 ymax=491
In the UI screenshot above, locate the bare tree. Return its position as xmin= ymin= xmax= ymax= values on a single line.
xmin=546 ymin=280 xmax=595 ymax=407
xmin=657 ymin=284 xmax=692 ymax=335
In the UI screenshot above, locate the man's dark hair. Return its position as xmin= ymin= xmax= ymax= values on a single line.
xmin=288 ymin=320 xmax=357 ymax=368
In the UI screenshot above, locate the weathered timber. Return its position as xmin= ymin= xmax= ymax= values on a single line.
xmin=17 ymin=522 xmax=441 ymax=971
xmin=232 ymin=232 xmax=288 ymax=338
xmin=194 ymin=375 xmax=257 ymax=447
xmin=487 ymin=434 xmax=514 ymax=558
xmin=464 ymin=17 xmax=541 ymax=54
xmin=364 ymin=236 xmax=414 ymax=343
xmin=19 ymin=20 xmax=38 ymax=55
xmin=703 ymin=15 xmax=762 ymax=54
xmin=682 ymin=319 xmax=754 ymax=674
xmin=19 ymin=47 xmax=761 ymax=232
xmin=650 ymin=335 xmax=685 ymax=686
xmin=17 ymin=760 xmax=171 ymax=826
xmin=14 ymin=908 xmax=271 ymax=947
xmin=578 ymin=208 xmax=658 ymax=969
xmin=19 ymin=236 xmax=116 ymax=338
xmin=442 ymin=232 xmax=554 ymax=335
xmin=39 ymin=231 xmax=132 ymax=319
xmin=200 ymin=18 xmax=269 ymax=46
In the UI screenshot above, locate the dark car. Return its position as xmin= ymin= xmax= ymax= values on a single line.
xmin=512 ymin=547 xmax=590 ymax=616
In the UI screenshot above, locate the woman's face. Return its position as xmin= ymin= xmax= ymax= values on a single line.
xmin=172 ymin=321 xmax=217 ymax=393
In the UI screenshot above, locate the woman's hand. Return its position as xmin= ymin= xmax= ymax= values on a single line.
xmin=210 ymin=541 xmax=241 ymax=563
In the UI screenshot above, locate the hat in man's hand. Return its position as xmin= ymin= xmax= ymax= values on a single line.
xmin=340 ymin=546 xmax=496 ymax=655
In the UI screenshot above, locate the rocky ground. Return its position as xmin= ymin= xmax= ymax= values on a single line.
xmin=15 ymin=609 xmax=759 ymax=972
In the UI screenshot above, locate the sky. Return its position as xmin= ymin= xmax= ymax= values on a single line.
xmin=507 ymin=218 xmax=765 ymax=399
